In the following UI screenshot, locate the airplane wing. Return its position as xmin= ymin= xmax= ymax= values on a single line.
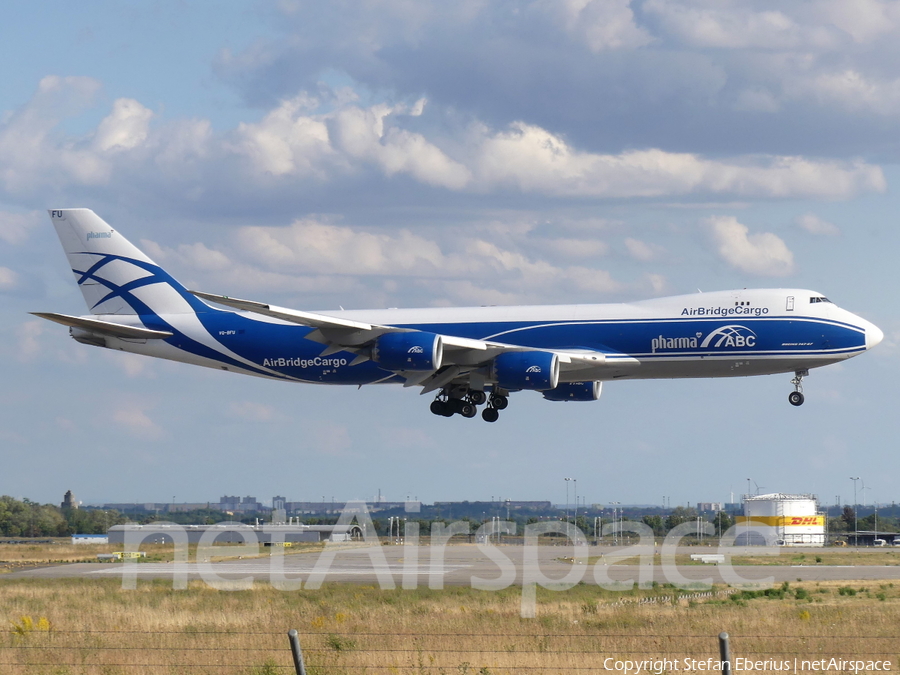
xmin=31 ymin=312 xmax=174 ymax=340
xmin=190 ymin=291 xmax=636 ymax=391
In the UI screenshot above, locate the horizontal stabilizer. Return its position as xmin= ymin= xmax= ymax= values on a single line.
xmin=31 ymin=312 xmax=173 ymax=339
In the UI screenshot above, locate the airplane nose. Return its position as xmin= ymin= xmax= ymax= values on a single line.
xmin=866 ymin=322 xmax=884 ymax=349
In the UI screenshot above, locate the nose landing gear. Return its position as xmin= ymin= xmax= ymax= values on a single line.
xmin=788 ymin=370 xmax=808 ymax=406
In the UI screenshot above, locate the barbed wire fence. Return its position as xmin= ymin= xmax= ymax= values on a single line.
xmin=1 ymin=629 xmax=898 ymax=674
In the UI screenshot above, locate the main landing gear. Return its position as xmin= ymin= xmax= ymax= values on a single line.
xmin=788 ymin=370 xmax=808 ymax=406
xmin=431 ymin=386 xmax=508 ymax=422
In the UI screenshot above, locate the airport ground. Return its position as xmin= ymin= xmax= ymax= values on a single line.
xmin=2 ymin=542 xmax=900 ymax=674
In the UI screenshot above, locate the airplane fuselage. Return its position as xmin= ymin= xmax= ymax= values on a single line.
xmin=90 ymin=287 xmax=880 ymax=386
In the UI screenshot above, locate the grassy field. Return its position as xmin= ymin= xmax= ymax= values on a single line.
xmin=1 ymin=576 xmax=899 ymax=674
xmin=0 ymin=541 xmax=327 ymax=570
xmin=579 ymin=547 xmax=900 ymax=567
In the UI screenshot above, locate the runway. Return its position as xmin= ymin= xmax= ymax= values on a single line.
xmin=7 ymin=545 xmax=900 ymax=587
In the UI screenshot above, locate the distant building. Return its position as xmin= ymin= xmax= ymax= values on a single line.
xmin=167 ymin=503 xmax=210 ymax=513
xmin=72 ymin=534 xmax=107 ymax=544
xmin=218 ymin=495 xmax=241 ymax=511
xmin=696 ymin=502 xmax=724 ymax=512
xmin=61 ymin=490 xmax=78 ymax=510
xmin=736 ymin=493 xmax=824 ymax=547
xmin=215 ymin=495 xmax=266 ymax=513
xmin=107 ymin=522 xmax=362 ymax=545
xmin=273 ymin=496 xmax=286 ymax=511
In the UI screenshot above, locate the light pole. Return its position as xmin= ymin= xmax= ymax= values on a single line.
xmin=564 ymin=478 xmax=571 ymax=525
xmin=850 ymin=477 xmax=860 ymax=545
xmin=875 ymin=500 xmax=878 ymax=540
xmin=609 ymin=501 xmax=620 ymax=545
xmin=573 ymin=479 xmax=578 ymax=529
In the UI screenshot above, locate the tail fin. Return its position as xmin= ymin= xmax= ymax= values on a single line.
xmin=49 ymin=209 xmax=209 ymax=316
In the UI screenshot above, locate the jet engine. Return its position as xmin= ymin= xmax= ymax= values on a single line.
xmin=372 ymin=332 xmax=443 ymax=371
xmin=542 ymin=381 xmax=602 ymax=401
xmin=491 ymin=351 xmax=559 ymax=391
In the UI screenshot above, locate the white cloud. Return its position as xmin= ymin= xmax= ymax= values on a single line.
xmin=104 ymin=352 xmax=154 ymax=378
xmin=817 ymin=0 xmax=900 ymax=43
xmin=328 ymin=103 xmax=472 ymax=188
xmin=312 ymin=423 xmax=353 ymax=456
xmin=16 ymin=320 xmax=43 ymax=361
xmin=0 ymin=210 xmax=41 ymax=245
xmin=235 ymin=218 xmax=447 ymax=277
xmin=0 ymin=76 xmax=107 ymax=192
xmin=0 ymin=266 xmax=18 ymax=290
xmin=234 ymin=94 xmax=335 ymax=177
xmin=233 ymin=95 xmax=471 ymax=188
xmin=623 ymin=238 xmax=662 ymax=261
xmin=473 ymin=122 xmax=885 ymax=198
xmin=645 ymin=0 xmax=837 ymax=50
xmin=707 ymin=216 xmax=794 ymax=277
xmin=150 ymin=215 xmax=629 ymax=307
xmin=795 ymin=212 xmax=840 ymax=236
xmin=230 ymin=401 xmax=277 ymax=422
xmin=176 ymin=242 xmax=232 ymax=272
xmin=0 ymin=79 xmax=886 ymax=203
xmin=542 ymin=238 xmax=609 ymax=260
xmin=112 ymin=401 xmax=164 ymax=440
xmin=647 ymin=273 xmax=667 ymax=294
xmin=94 ymin=98 xmax=153 ymax=152
xmin=548 ymin=0 xmax=654 ymax=51
xmin=797 ymin=69 xmax=900 ymax=115
xmin=733 ymin=87 xmax=781 ymax=113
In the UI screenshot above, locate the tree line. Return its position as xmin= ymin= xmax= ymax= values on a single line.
xmin=0 ymin=496 xmax=128 ymax=537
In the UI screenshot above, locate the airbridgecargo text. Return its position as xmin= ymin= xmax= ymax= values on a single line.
xmin=262 ymin=357 xmax=348 ymax=368
xmin=682 ymin=306 xmax=769 ymax=316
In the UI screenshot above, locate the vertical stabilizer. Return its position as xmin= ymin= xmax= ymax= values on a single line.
xmin=48 ymin=209 xmax=208 ymax=316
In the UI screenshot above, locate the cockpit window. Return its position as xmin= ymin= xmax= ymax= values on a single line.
xmin=809 ymin=296 xmax=831 ymax=303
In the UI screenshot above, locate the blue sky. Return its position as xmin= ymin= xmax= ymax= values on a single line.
xmin=1 ymin=1 xmax=897 ymax=510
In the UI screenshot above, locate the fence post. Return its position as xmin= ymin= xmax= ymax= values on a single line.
xmin=718 ymin=631 xmax=731 ymax=675
xmin=288 ymin=629 xmax=307 ymax=675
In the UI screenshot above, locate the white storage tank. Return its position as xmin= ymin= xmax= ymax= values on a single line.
xmin=735 ymin=493 xmax=824 ymax=547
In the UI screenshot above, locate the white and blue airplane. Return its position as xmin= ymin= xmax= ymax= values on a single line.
xmin=35 ymin=209 xmax=883 ymax=422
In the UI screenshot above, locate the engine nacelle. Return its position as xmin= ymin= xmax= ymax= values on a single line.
xmin=372 ymin=332 xmax=443 ymax=372
xmin=492 ymin=351 xmax=559 ymax=391
xmin=542 ymin=381 xmax=602 ymax=401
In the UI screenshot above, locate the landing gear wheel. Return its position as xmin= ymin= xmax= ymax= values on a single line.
xmin=482 ymin=408 xmax=500 ymax=423
xmin=469 ymin=390 xmax=487 ymax=405
xmin=788 ymin=369 xmax=807 ymax=407
xmin=490 ymin=394 xmax=509 ymax=410
xmin=460 ymin=403 xmax=477 ymax=418
xmin=430 ymin=400 xmax=447 ymax=416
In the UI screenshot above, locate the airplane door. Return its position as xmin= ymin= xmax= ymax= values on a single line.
xmin=786 ymin=296 xmax=794 ymax=311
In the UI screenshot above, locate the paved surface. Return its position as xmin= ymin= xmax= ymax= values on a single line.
xmin=7 ymin=545 xmax=900 ymax=587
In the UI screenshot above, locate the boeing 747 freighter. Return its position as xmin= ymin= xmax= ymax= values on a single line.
xmin=34 ymin=209 xmax=883 ymax=422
